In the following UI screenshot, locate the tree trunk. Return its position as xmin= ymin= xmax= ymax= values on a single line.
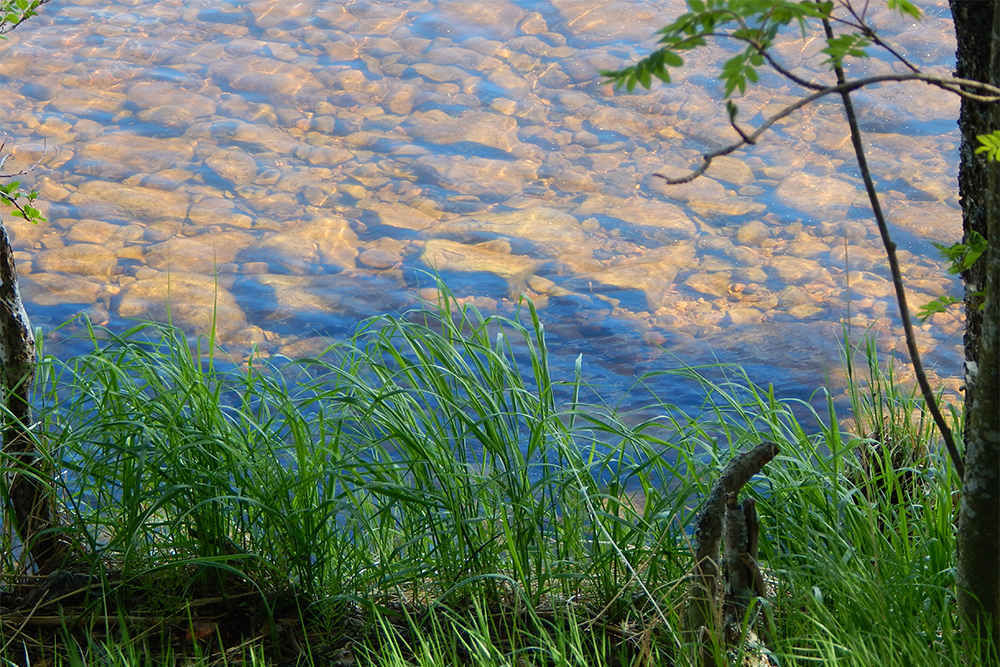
xmin=951 ymin=0 xmax=1000 ymax=660
xmin=0 ymin=221 xmax=58 ymax=571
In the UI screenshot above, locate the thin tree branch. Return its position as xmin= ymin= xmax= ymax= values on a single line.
xmin=656 ymin=72 xmax=1000 ymax=184
xmin=819 ymin=10 xmax=966 ymax=478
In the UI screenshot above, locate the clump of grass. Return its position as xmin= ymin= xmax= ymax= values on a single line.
xmin=1 ymin=288 xmax=975 ymax=666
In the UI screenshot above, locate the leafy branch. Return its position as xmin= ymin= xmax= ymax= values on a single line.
xmin=0 ymin=0 xmax=47 ymax=37
xmin=607 ymin=0 xmax=984 ymax=480
xmin=0 ymin=138 xmax=47 ymax=224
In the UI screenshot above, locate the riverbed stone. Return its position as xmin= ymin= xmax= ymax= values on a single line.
xmin=551 ymin=0 xmax=667 ymax=42
xmin=205 ymin=148 xmax=258 ymax=188
xmin=582 ymin=195 xmax=696 ymax=240
xmin=70 ymin=180 xmax=191 ymax=222
xmin=75 ymin=135 xmax=195 ymax=180
xmin=707 ymin=155 xmax=755 ymax=186
xmin=366 ymin=201 xmax=440 ymax=231
xmin=146 ymin=232 xmax=255 ymax=273
xmin=726 ymin=307 xmax=764 ymax=326
xmin=684 ymin=271 xmax=731 ymax=298
xmin=115 ymin=271 xmax=246 ymax=335
xmin=406 ymin=111 xmax=529 ymax=157
xmin=5 ymin=214 xmax=48 ymax=249
xmin=127 ymin=81 xmax=218 ymax=117
xmin=35 ymin=244 xmax=117 ymax=281
xmin=829 ymin=244 xmax=885 ymax=271
xmin=358 ymin=248 xmax=399 ymax=269
xmin=50 ymin=88 xmax=128 ymax=118
xmin=64 ymin=219 xmax=120 ymax=245
xmin=586 ymin=106 xmax=649 ymax=137
xmin=776 ymin=172 xmax=857 ymax=212
xmin=20 ymin=273 xmax=101 ymax=306
xmin=846 ymin=271 xmax=895 ymax=298
xmin=889 ymin=201 xmax=961 ymax=244
xmin=421 ymin=238 xmax=540 ymax=292
xmin=571 ymin=244 xmax=696 ymax=310
xmin=210 ymin=56 xmax=323 ymax=99
xmin=769 ymin=255 xmax=825 ymax=284
xmin=736 ymin=220 xmax=769 ymax=245
xmin=436 ymin=207 xmax=590 ymax=256
xmin=241 ymin=216 xmax=359 ymax=274
xmin=413 ymin=155 xmax=529 ymax=197
xmin=137 ymin=105 xmax=195 ymax=132
xmin=424 ymin=0 xmax=525 ymax=41
xmin=188 ymin=196 xmax=254 ymax=228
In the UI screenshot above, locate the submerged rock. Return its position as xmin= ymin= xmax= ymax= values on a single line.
xmin=421 ymin=238 xmax=541 ymax=294
xmin=413 ymin=155 xmax=530 ymax=197
xmin=580 ymin=195 xmax=697 ymax=241
xmin=434 ymin=207 xmax=593 ymax=256
xmin=146 ymin=232 xmax=256 ymax=273
xmin=366 ymin=201 xmax=440 ymax=231
xmin=75 ymin=135 xmax=195 ymax=180
xmin=115 ymin=271 xmax=247 ymax=336
xmin=69 ymin=180 xmax=191 ymax=222
xmin=205 ymin=148 xmax=258 ymax=188
xmin=568 ymin=244 xmax=696 ymax=310
xmin=241 ymin=216 xmax=359 ymax=274
xmin=21 ymin=273 xmax=101 ymax=306
xmin=406 ymin=111 xmax=530 ymax=157
xmin=210 ymin=56 xmax=323 ymax=99
xmin=35 ymin=244 xmax=118 ymax=281
xmin=776 ymin=172 xmax=857 ymax=212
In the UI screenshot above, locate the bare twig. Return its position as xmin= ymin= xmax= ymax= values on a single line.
xmin=819 ymin=10 xmax=966 ymax=479
xmin=656 ymin=72 xmax=1000 ymax=184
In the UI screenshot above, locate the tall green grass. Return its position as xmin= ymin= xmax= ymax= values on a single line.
xmin=1 ymin=291 xmax=980 ymax=666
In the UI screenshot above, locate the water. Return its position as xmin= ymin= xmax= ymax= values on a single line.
xmin=0 ymin=0 xmax=965 ymax=415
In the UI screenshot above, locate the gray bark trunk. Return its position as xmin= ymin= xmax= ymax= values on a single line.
xmin=0 ymin=221 xmax=57 ymax=570
xmin=951 ymin=0 xmax=1000 ymax=660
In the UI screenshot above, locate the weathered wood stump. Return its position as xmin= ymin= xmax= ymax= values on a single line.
xmin=682 ymin=442 xmax=778 ymax=667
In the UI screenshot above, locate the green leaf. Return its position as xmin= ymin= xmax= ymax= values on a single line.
xmin=933 ymin=230 xmax=987 ymax=274
xmin=822 ymin=34 xmax=870 ymax=67
xmin=917 ymin=296 xmax=959 ymax=322
xmin=887 ymin=0 xmax=922 ymax=20
xmin=663 ymin=50 xmax=684 ymax=67
xmin=975 ymin=130 xmax=1000 ymax=162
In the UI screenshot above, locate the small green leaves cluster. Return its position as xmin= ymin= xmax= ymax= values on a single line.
xmin=935 ymin=230 xmax=988 ymax=276
xmin=821 ymin=33 xmax=870 ymax=68
xmin=1 ymin=0 xmax=45 ymax=36
xmin=603 ymin=0 xmax=922 ymax=95
xmin=886 ymin=0 xmax=922 ymax=21
xmin=604 ymin=1 xmax=834 ymax=93
xmin=974 ymin=130 xmax=1000 ymax=162
xmin=918 ymin=231 xmax=988 ymax=321
xmin=0 ymin=180 xmax=45 ymax=223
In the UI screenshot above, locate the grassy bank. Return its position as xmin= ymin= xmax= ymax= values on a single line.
xmin=1 ymin=293 xmax=977 ymax=666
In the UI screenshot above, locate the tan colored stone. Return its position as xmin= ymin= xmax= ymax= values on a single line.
xmin=366 ymin=201 xmax=440 ymax=231
xmin=115 ymin=271 xmax=246 ymax=335
xmin=21 ymin=273 xmax=101 ymax=306
xmin=70 ymin=180 xmax=191 ymax=222
xmin=35 ymin=244 xmax=117 ymax=281
xmin=243 ymin=217 xmax=359 ymax=274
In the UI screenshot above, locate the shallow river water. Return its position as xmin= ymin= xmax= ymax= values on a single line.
xmin=0 ymin=0 xmax=965 ymax=413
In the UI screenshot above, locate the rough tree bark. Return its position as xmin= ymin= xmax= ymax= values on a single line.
xmin=0 ymin=221 xmax=58 ymax=571
xmin=951 ymin=0 xmax=1000 ymax=659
